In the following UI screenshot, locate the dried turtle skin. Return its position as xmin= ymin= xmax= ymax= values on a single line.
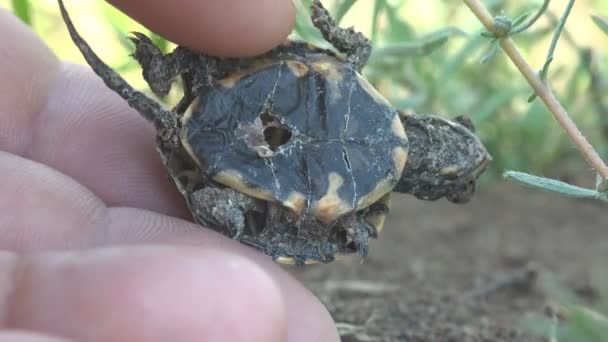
xmin=57 ymin=0 xmax=491 ymax=264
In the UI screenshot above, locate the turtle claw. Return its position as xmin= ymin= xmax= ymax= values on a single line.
xmin=454 ymin=115 xmax=476 ymax=132
xmin=129 ymin=32 xmax=175 ymax=97
xmin=130 ymin=31 xmax=153 ymax=44
xmin=348 ymin=220 xmax=375 ymax=258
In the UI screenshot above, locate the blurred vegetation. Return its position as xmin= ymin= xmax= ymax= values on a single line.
xmin=2 ymin=0 xmax=608 ymax=184
xmin=525 ymin=274 xmax=608 ymax=342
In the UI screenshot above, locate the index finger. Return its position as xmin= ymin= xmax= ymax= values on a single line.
xmin=107 ymin=0 xmax=296 ymax=56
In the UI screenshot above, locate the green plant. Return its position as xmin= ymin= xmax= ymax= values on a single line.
xmin=11 ymin=0 xmax=31 ymax=25
xmin=464 ymin=0 xmax=608 ymax=201
xmin=525 ymin=274 xmax=608 ymax=342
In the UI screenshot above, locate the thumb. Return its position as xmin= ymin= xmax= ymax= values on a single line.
xmin=107 ymin=0 xmax=296 ymax=56
xmin=2 ymin=246 xmax=286 ymax=342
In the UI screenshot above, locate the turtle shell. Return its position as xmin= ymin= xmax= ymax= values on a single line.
xmin=180 ymin=45 xmax=409 ymax=226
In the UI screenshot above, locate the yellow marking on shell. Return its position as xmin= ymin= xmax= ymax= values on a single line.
xmin=311 ymin=60 xmax=343 ymax=81
xmin=365 ymin=194 xmax=391 ymax=233
xmin=180 ymin=96 xmax=198 ymax=127
xmin=392 ymin=146 xmax=408 ymax=176
xmin=217 ymin=72 xmax=245 ymax=88
xmin=356 ymin=73 xmax=391 ymax=107
xmin=356 ymin=177 xmax=395 ymax=210
xmin=276 ymin=253 xmax=348 ymax=265
xmin=311 ymin=58 xmax=343 ymax=103
xmin=281 ymin=39 xmax=295 ymax=47
xmin=314 ymin=172 xmax=353 ymax=224
xmin=286 ymin=61 xmax=309 ymax=78
xmin=179 ymin=96 xmax=204 ymax=157
xmin=440 ymin=165 xmax=460 ymax=176
xmin=306 ymin=42 xmax=320 ymax=51
xmin=283 ymin=191 xmax=307 ymax=215
xmin=392 ymin=114 xmax=407 ymax=140
xmin=217 ymin=59 xmax=274 ymax=88
xmin=275 ymin=256 xmax=324 ymax=265
xmin=213 ymin=170 xmax=275 ymax=201
xmin=397 ymin=109 xmax=414 ymax=117
xmin=366 ymin=214 xmax=386 ymax=233
xmin=179 ymin=127 xmax=203 ymax=169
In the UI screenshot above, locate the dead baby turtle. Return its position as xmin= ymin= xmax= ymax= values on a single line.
xmin=58 ymin=0 xmax=491 ymax=265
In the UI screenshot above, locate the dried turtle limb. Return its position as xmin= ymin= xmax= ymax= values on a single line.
xmin=310 ymin=0 xmax=372 ymax=71
xmin=58 ymin=0 xmax=176 ymax=133
xmin=394 ymin=112 xmax=491 ymax=203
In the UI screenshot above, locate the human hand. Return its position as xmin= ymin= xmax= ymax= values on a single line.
xmin=0 ymin=1 xmax=338 ymax=341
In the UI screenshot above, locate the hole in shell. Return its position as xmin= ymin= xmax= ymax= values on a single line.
xmin=263 ymin=126 xmax=292 ymax=151
xmin=258 ymin=111 xmax=292 ymax=151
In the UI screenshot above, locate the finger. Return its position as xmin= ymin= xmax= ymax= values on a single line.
xmin=36 ymin=63 xmax=187 ymax=217
xmin=108 ymin=210 xmax=340 ymax=342
xmin=0 ymin=9 xmax=186 ymax=216
xmin=0 ymin=151 xmax=196 ymax=250
xmin=0 ymin=332 xmax=68 ymax=342
xmin=107 ymin=0 xmax=296 ymax=56
xmin=3 ymin=246 xmax=286 ymax=341
xmin=0 ymin=10 xmax=60 ymax=156
xmin=0 ymin=151 xmax=107 ymax=251
xmin=0 ymin=152 xmax=338 ymax=342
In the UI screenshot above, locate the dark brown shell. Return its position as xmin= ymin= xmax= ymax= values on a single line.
xmin=181 ymin=45 xmax=409 ymax=228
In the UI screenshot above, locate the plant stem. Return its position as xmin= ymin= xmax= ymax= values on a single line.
xmin=539 ymin=0 xmax=575 ymax=80
xmin=463 ymin=0 xmax=608 ymax=180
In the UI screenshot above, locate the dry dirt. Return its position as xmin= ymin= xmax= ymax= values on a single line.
xmin=291 ymin=182 xmax=607 ymax=341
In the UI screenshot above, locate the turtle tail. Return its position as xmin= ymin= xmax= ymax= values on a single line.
xmin=57 ymin=0 xmax=176 ymax=131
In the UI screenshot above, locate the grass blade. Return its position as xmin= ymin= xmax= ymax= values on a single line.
xmin=11 ymin=0 xmax=32 ymax=26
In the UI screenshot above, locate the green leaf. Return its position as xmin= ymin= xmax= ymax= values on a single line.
xmin=149 ymin=33 xmax=169 ymax=54
xmin=511 ymin=12 xmax=531 ymax=29
xmin=504 ymin=171 xmax=607 ymax=202
xmin=567 ymin=306 xmax=608 ymax=342
xmin=371 ymin=0 xmax=387 ymax=43
xmin=293 ymin=0 xmax=323 ymax=42
xmin=521 ymin=313 xmax=558 ymax=338
xmin=382 ymin=2 xmax=415 ymax=43
xmin=11 ymin=0 xmax=32 ymax=26
xmin=480 ymin=39 xmax=500 ymax=64
xmin=596 ymin=174 xmax=608 ymax=192
xmin=371 ymin=27 xmax=465 ymax=60
xmin=101 ymin=4 xmax=139 ymax=52
xmin=471 ymin=88 xmax=521 ymax=123
xmin=333 ymin=0 xmax=357 ymax=24
xmin=438 ymin=34 xmax=485 ymax=81
xmin=509 ymin=0 xmax=551 ymax=36
xmin=539 ymin=56 xmax=554 ymax=80
xmin=591 ymin=15 xmax=608 ymax=36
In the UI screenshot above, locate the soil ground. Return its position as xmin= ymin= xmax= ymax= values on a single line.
xmin=290 ymin=182 xmax=607 ymax=341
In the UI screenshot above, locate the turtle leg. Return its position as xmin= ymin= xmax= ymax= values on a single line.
xmin=130 ymin=32 xmax=182 ymax=98
xmin=173 ymin=74 xmax=195 ymax=114
xmin=189 ymin=192 xmax=338 ymax=264
xmin=340 ymin=215 xmax=377 ymax=258
xmin=58 ymin=0 xmax=176 ymax=132
xmin=189 ymin=186 xmax=258 ymax=239
xmin=310 ymin=0 xmax=372 ymax=71
xmin=130 ymin=33 xmax=224 ymax=110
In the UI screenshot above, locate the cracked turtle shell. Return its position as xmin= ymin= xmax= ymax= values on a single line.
xmin=181 ymin=44 xmax=409 ymax=229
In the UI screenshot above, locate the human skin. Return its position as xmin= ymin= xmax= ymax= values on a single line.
xmin=0 ymin=1 xmax=339 ymax=341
